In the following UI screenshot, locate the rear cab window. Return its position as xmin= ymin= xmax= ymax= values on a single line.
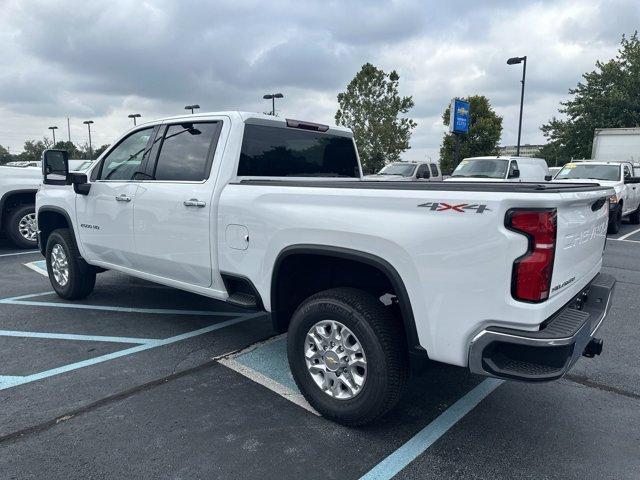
xmin=238 ymin=124 xmax=360 ymax=178
xmin=151 ymin=122 xmax=221 ymax=182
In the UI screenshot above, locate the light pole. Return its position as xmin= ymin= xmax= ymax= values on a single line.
xmin=184 ymin=104 xmax=200 ymax=114
xmin=507 ymin=56 xmax=527 ymax=156
xmin=48 ymin=126 xmax=58 ymax=145
xmin=263 ymin=93 xmax=283 ymax=116
xmin=83 ymin=120 xmax=94 ymax=157
xmin=128 ymin=113 xmax=141 ymax=126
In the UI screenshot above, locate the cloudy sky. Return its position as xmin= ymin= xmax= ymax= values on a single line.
xmin=1 ymin=0 xmax=638 ymax=160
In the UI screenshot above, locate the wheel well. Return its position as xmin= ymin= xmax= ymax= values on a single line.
xmin=1 ymin=191 xmax=36 ymax=223
xmin=270 ymin=247 xmax=424 ymax=355
xmin=37 ymin=210 xmax=71 ymax=254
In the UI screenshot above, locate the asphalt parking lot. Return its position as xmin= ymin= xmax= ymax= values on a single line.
xmin=0 ymin=225 xmax=639 ymax=480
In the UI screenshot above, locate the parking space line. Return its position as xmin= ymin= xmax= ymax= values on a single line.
xmin=0 ymin=291 xmax=242 ymax=316
xmin=0 ymin=329 xmax=158 ymax=344
xmin=0 ymin=311 xmax=265 ymax=391
xmin=609 ymin=237 xmax=640 ymax=243
xmin=617 ymin=226 xmax=640 ymax=241
xmin=0 ymin=250 xmax=39 ymax=258
xmin=219 ymin=335 xmax=318 ymax=415
xmin=360 ymin=378 xmax=504 ymax=480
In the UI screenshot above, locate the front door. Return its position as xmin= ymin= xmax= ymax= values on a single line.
xmin=76 ymin=127 xmax=155 ymax=267
xmin=132 ymin=121 xmax=222 ymax=287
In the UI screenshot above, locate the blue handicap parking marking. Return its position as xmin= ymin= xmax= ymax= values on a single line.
xmin=233 ymin=335 xmax=299 ymax=392
xmin=24 ymin=260 xmax=48 ymax=277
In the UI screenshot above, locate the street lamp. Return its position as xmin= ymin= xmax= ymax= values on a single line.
xmin=83 ymin=120 xmax=94 ymax=157
xmin=507 ymin=56 xmax=527 ymax=156
xmin=128 ymin=113 xmax=141 ymax=126
xmin=48 ymin=126 xmax=58 ymax=145
xmin=263 ymin=93 xmax=284 ymax=116
xmin=184 ymin=104 xmax=200 ymax=114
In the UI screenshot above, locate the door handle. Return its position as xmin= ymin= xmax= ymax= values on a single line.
xmin=183 ymin=199 xmax=206 ymax=208
xmin=115 ymin=194 xmax=131 ymax=202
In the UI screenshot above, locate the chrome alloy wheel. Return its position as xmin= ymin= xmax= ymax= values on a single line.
xmin=50 ymin=244 xmax=69 ymax=287
xmin=305 ymin=320 xmax=367 ymax=400
xmin=18 ymin=213 xmax=37 ymax=242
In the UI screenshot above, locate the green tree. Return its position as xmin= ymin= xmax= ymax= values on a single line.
xmin=53 ymin=140 xmax=82 ymax=159
xmin=335 ymin=63 xmax=417 ymax=174
xmin=539 ymin=32 xmax=640 ymax=163
xmin=18 ymin=138 xmax=52 ymax=163
xmin=0 ymin=145 xmax=12 ymax=165
xmin=93 ymin=144 xmax=110 ymax=158
xmin=439 ymin=95 xmax=503 ymax=174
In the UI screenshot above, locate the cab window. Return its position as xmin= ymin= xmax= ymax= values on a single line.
xmin=97 ymin=128 xmax=154 ymax=181
xmin=153 ymin=122 xmax=220 ymax=182
xmin=429 ymin=164 xmax=439 ymax=177
xmin=416 ymin=164 xmax=429 ymax=179
xmin=508 ymin=160 xmax=519 ymax=179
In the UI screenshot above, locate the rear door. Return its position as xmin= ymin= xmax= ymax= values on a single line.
xmin=132 ymin=120 xmax=222 ymax=287
xmin=76 ymin=127 xmax=155 ymax=267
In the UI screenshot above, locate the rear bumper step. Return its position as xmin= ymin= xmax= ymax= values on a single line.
xmin=468 ymin=273 xmax=616 ymax=382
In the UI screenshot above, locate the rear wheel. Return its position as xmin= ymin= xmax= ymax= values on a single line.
xmin=608 ymin=206 xmax=622 ymax=234
xmin=46 ymin=228 xmax=96 ymax=300
xmin=629 ymin=203 xmax=640 ymax=225
xmin=4 ymin=204 xmax=37 ymax=249
xmin=287 ymin=288 xmax=409 ymax=426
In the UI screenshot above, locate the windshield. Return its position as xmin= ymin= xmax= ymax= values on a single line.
xmin=451 ymin=159 xmax=509 ymax=179
xmin=555 ymin=163 xmax=620 ymax=181
xmin=377 ymin=163 xmax=416 ymax=177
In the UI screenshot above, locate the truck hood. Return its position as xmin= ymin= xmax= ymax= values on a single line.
xmin=364 ymin=175 xmax=412 ymax=182
xmin=554 ymin=178 xmax=622 ymax=193
xmin=444 ymin=177 xmax=508 ymax=182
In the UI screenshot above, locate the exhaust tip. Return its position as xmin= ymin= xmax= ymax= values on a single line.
xmin=583 ymin=338 xmax=603 ymax=358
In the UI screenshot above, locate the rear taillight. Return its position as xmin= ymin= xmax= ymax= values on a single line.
xmin=506 ymin=209 xmax=557 ymax=303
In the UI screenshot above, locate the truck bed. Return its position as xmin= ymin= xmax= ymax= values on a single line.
xmin=237 ymin=179 xmax=610 ymax=193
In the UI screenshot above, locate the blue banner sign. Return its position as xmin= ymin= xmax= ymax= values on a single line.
xmin=449 ymin=98 xmax=470 ymax=134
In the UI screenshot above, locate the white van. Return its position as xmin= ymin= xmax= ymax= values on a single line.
xmin=447 ymin=156 xmax=550 ymax=182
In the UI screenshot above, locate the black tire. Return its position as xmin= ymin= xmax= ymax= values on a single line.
xmin=287 ymin=288 xmax=409 ymax=426
xmin=608 ymin=206 xmax=622 ymax=234
xmin=4 ymin=204 xmax=37 ymax=249
xmin=630 ymin=203 xmax=640 ymax=225
xmin=46 ymin=228 xmax=96 ymax=300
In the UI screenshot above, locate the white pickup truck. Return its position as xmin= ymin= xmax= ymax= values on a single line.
xmin=37 ymin=112 xmax=616 ymax=425
xmin=0 ymin=164 xmax=41 ymax=248
xmin=555 ymin=160 xmax=640 ymax=233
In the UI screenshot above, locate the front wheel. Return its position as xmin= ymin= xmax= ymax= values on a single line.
xmin=608 ymin=206 xmax=622 ymax=234
xmin=629 ymin=203 xmax=640 ymax=225
xmin=4 ymin=204 xmax=37 ymax=249
xmin=46 ymin=228 xmax=96 ymax=300
xmin=287 ymin=288 xmax=409 ymax=426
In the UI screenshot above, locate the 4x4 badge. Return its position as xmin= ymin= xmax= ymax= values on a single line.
xmin=418 ymin=202 xmax=491 ymax=213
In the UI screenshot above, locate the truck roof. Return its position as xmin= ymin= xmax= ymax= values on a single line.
xmin=464 ymin=156 xmax=546 ymax=163
xmin=144 ymin=111 xmax=352 ymax=136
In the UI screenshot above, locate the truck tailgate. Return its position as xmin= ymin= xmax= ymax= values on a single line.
xmin=552 ymin=192 xmax=610 ymax=298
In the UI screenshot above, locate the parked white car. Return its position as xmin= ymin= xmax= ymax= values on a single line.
xmin=447 ymin=156 xmax=550 ymax=182
xmin=365 ymin=161 xmax=442 ymax=181
xmin=37 ymin=111 xmax=615 ymax=425
xmin=555 ymin=161 xmax=640 ymax=233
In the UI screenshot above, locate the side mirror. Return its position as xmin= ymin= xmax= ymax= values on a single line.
xmin=42 ymin=149 xmax=69 ymax=185
xmin=544 ymin=174 xmax=553 ymax=181
xmin=509 ymin=168 xmax=520 ymax=179
xmin=67 ymin=172 xmax=91 ymax=195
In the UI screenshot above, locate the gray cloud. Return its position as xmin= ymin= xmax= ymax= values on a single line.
xmin=0 ymin=0 xmax=638 ymax=158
